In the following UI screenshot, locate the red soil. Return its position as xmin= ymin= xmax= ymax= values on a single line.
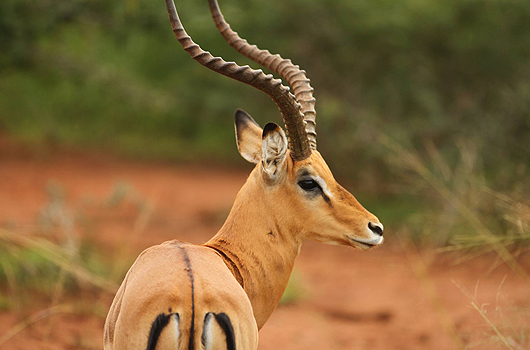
xmin=0 ymin=140 xmax=528 ymax=350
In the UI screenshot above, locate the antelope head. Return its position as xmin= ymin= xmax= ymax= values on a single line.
xmin=165 ymin=0 xmax=384 ymax=250
xmin=234 ymin=108 xmax=383 ymax=250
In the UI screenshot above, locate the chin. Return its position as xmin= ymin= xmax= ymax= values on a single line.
xmin=350 ymin=241 xmax=375 ymax=251
xmin=347 ymin=236 xmax=383 ymax=251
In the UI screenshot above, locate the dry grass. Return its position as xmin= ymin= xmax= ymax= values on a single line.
xmin=0 ymin=305 xmax=72 ymax=347
xmin=381 ymin=135 xmax=529 ymax=280
xmin=453 ymin=279 xmax=529 ymax=350
xmin=0 ymin=183 xmax=134 ymax=346
xmin=397 ymin=229 xmax=466 ymax=350
xmin=383 ymin=134 xmax=529 ymax=349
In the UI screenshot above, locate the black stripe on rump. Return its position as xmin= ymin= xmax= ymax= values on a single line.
xmin=146 ymin=313 xmax=179 ymax=350
xmin=201 ymin=312 xmax=236 ymax=350
xmin=215 ymin=313 xmax=236 ymax=350
xmin=178 ymin=246 xmax=196 ymax=350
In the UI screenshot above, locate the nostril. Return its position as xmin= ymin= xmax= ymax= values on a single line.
xmin=368 ymin=222 xmax=383 ymax=236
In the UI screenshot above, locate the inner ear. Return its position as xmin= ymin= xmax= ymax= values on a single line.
xmin=234 ymin=109 xmax=262 ymax=164
xmin=261 ymin=122 xmax=288 ymax=179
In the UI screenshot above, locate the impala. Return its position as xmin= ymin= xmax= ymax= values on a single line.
xmin=104 ymin=0 xmax=384 ymax=349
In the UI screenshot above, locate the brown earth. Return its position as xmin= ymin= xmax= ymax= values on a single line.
xmin=0 ymin=139 xmax=528 ymax=350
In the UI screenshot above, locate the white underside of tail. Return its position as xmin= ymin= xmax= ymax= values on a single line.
xmin=202 ymin=313 xmax=229 ymax=350
xmin=173 ymin=314 xmax=180 ymax=350
xmin=203 ymin=313 xmax=214 ymax=350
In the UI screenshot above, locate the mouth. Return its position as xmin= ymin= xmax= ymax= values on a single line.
xmin=347 ymin=237 xmax=383 ymax=250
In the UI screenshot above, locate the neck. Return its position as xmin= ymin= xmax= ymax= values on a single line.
xmin=204 ymin=168 xmax=302 ymax=329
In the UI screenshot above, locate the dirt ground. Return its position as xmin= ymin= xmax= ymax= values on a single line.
xmin=0 ymin=140 xmax=528 ymax=350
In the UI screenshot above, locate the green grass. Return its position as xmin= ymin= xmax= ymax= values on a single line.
xmin=0 ymin=234 xmax=117 ymax=296
xmin=0 ymin=182 xmax=127 ymax=308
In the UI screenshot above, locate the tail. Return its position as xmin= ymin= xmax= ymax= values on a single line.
xmin=201 ymin=312 xmax=236 ymax=350
xmin=146 ymin=312 xmax=180 ymax=350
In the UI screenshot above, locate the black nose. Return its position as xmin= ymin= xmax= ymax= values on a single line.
xmin=368 ymin=222 xmax=384 ymax=236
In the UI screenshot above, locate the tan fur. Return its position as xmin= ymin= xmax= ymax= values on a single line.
xmin=104 ymin=121 xmax=383 ymax=349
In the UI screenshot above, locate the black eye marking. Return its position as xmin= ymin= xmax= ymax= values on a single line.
xmin=298 ymin=179 xmax=321 ymax=192
xmin=321 ymin=191 xmax=332 ymax=205
xmin=297 ymin=177 xmax=333 ymax=206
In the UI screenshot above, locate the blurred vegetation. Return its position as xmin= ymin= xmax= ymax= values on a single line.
xmin=0 ymin=0 xmax=529 ymax=246
xmin=0 ymin=182 xmax=123 ymax=314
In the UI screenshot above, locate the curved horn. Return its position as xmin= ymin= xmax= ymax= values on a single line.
xmin=208 ymin=0 xmax=317 ymax=150
xmin=165 ymin=0 xmax=311 ymax=161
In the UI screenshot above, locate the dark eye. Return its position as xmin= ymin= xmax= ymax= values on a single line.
xmin=298 ymin=179 xmax=320 ymax=191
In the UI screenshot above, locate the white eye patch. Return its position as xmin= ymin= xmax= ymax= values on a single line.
xmin=313 ymin=175 xmax=333 ymax=199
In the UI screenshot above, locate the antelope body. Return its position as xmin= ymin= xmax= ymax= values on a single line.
xmin=104 ymin=1 xmax=384 ymax=349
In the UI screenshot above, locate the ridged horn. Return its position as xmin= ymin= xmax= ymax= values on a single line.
xmin=165 ymin=0 xmax=311 ymax=161
xmin=208 ymin=0 xmax=317 ymax=150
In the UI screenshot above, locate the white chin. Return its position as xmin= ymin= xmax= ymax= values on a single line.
xmin=348 ymin=236 xmax=384 ymax=250
xmin=352 ymin=241 xmax=375 ymax=251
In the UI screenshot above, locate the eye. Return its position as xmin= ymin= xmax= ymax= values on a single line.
xmin=298 ymin=179 xmax=321 ymax=192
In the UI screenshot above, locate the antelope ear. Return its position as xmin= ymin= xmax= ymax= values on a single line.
xmin=261 ymin=122 xmax=288 ymax=178
xmin=234 ymin=109 xmax=263 ymax=164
